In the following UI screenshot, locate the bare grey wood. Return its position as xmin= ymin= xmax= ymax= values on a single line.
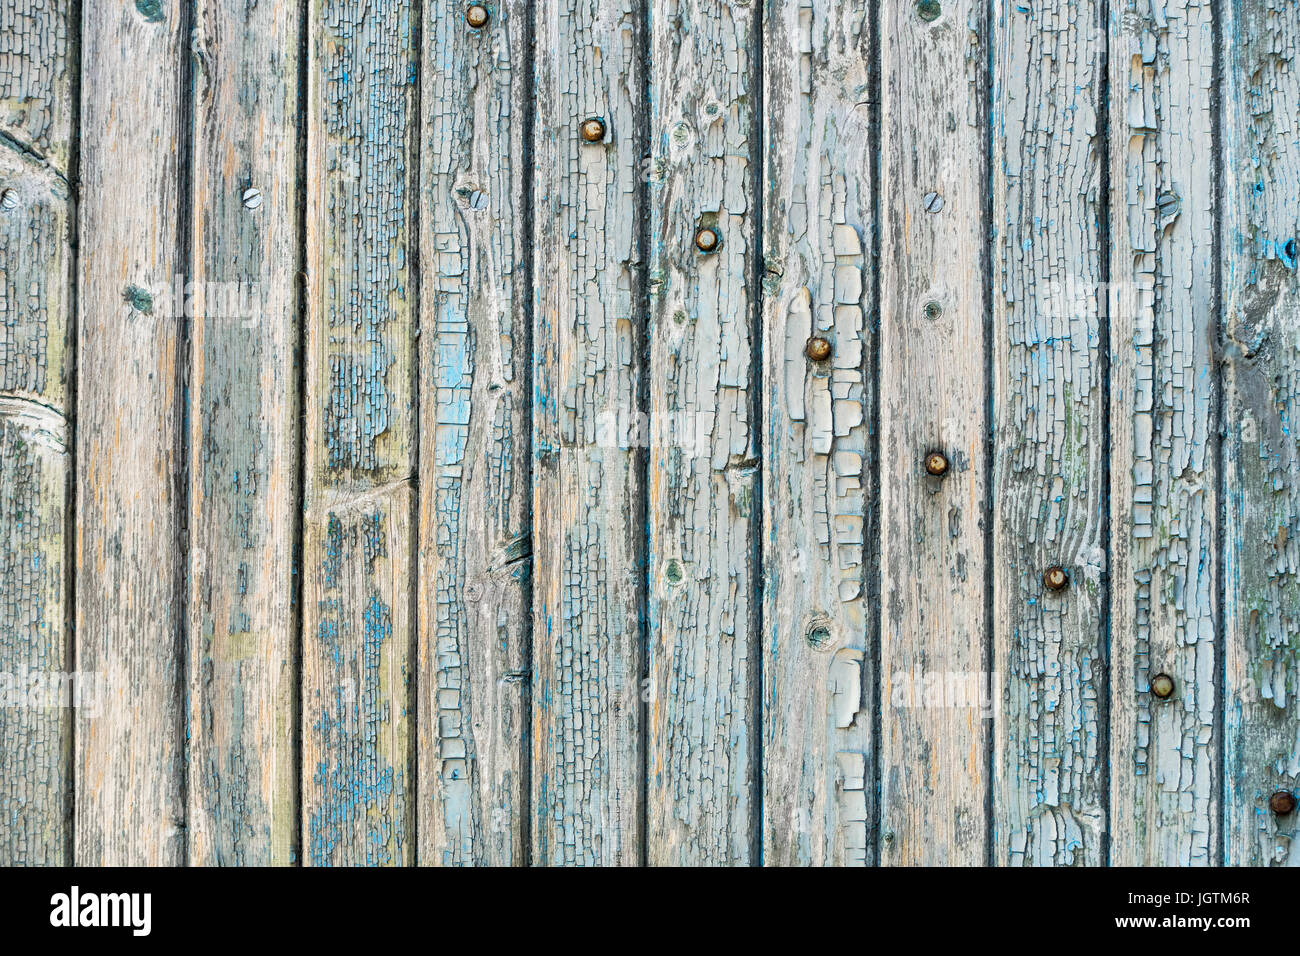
xmin=1107 ymin=0 xmax=1219 ymax=866
xmin=761 ymin=0 xmax=876 ymax=867
xmin=186 ymin=0 xmax=302 ymax=866
xmin=0 ymin=0 xmax=75 ymax=870
xmin=75 ymin=0 xmax=188 ymax=865
xmin=302 ymin=0 xmax=417 ymax=866
xmin=991 ymin=0 xmax=1107 ymax=865
xmin=645 ymin=0 xmax=759 ymax=867
xmin=1220 ymin=0 xmax=1300 ymax=867
xmin=417 ymin=0 xmax=531 ymax=866
xmin=877 ymin=0 xmax=990 ymax=866
xmin=531 ymin=0 xmax=645 ymax=866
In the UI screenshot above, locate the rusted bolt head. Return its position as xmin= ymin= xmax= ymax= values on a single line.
xmin=1150 ymin=672 xmax=1175 ymax=700
xmin=580 ymin=117 xmax=606 ymax=142
xmin=1043 ymin=565 xmax=1069 ymax=591
xmin=466 ymin=3 xmax=489 ymax=27
xmin=1269 ymin=790 xmax=1297 ymax=816
xmin=924 ymin=450 xmax=949 ymax=477
xmin=694 ymin=226 xmax=720 ymax=252
xmin=805 ymin=336 xmax=832 ymax=362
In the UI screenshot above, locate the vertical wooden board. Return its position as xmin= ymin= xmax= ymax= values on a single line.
xmin=0 ymin=0 xmax=75 ymax=868
xmin=418 ymin=0 xmax=531 ymax=866
xmin=760 ymin=0 xmax=875 ymax=867
xmin=532 ymin=0 xmax=644 ymax=866
xmin=0 ymin=0 xmax=75 ymax=172
xmin=303 ymin=0 xmax=417 ymax=866
xmin=878 ymin=0 xmax=989 ymax=866
xmin=1108 ymin=0 xmax=1218 ymax=866
xmin=1221 ymin=0 xmax=1300 ymax=867
xmin=75 ymin=0 xmax=188 ymax=865
xmin=0 ymin=135 xmax=73 ymax=864
xmin=186 ymin=0 xmax=302 ymax=866
xmin=991 ymin=0 xmax=1107 ymax=865
xmin=645 ymin=0 xmax=758 ymax=867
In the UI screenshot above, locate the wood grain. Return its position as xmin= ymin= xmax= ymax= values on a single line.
xmin=531 ymin=0 xmax=645 ymax=866
xmin=1107 ymin=0 xmax=1219 ymax=866
xmin=991 ymin=0 xmax=1107 ymax=865
xmin=877 ymin=0 xmax=990 ymax=866
xmin=302 ymin=0 xmax=417 ymax=866
xmin=75 ymin=0 xmax=188 ymax=866
xmin=417 ymin=0 xmax=531 ymax=866
xmin=761 ymin=0 xmax=876 ymax=867
xmin=0 ymin=0 xmax=75 ymax=173
xmin=645 ymin=0 xmax=759 ymax=866
xmin=1220 ymin=0 xmax=1300 ymax=867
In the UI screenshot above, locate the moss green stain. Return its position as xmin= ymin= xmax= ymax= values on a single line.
xmin=122 ymin=284 xmax=153 ymax=314
xmin=134 ymin=0 xmax=164 ymax=22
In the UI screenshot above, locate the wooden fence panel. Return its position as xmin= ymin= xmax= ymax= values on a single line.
xmin=761 ymin=0 xmax=876 ymax=867
xmin=530 ymin=0 xmax=646 ymax=866
xmin=75 ymin=0 xmax=188 ymax=865
xmin=1221 ymin=0 xmax=1300 ymax=868
xmin=302 ymin=0 xmax=418 ymax=866
xmin=877 ymin=0 xmax=990 ymax=865
xmin=186 ymin=0 xmax=302 ymax=867
xmin=418 ymin=0 xmax=532 ymax=866
xmin=991 ymin=0 xmax=1108 ymax=865
xmin=1107 ymin=0 xmax=1219 ymax=866
xmin=645 ymin=0 xmax=759 ymax=866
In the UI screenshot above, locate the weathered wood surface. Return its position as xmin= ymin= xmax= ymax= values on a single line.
xmin=761 ymin=0 xmax=875 ymax=867
xmin=418 ymin=0 xmax=531 ymax=866
xmin=1221 ymin=0 xmax=1300 ymax=868
xmin=991 ymin=0 xmax=1107 ymax=865
xmin=6 ymin=0 xmax=1300 ymax=869
xmin=0 ymin=0 xmax=75 ymax=866
xmin=75 ymin=0 xmax=189 ymax=866
xmin=877 ymin=0 xmax=990 ymax=866
xmin=1107 ymin=0 xmax=1219 ymax=866
xmin=645 ymin=0 xmax=759 ymax=866
xmin=186 ymin=0 xmax=302 ymax=867
xmin=301 ymin=0 xmax=417 ymax=866
xmin=530 ymin=0 xmax=645 ymax=866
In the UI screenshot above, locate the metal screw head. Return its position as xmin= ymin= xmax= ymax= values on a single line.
xmin=694 ymin=226 xmax=720 ymax=252
xmin=0 ymin=187 xmax=17 ymax=210
xmin=466 ymin=3 xmax=489 ymax=27
xmin=1269 ymin=790 xmax=1297 ymax=816
xmin=580 ymin=117 xmax=606 ymax=142
xmin=924 ymin=450 xmax=949 ymax=477
xmin=1043 ymin=565 xmax=1069 ymax=592
xmin=242 ymin=187 xmax=262 ymax=210
xmin=1150 ymin=672 xmax=1175 ymax=700
xmin=805 ymin=336 xmax=832 ymax=362
xmin=923 ymin=191 xmax=944 ymax=213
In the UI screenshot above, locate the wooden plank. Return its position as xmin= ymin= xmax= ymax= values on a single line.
xmin=417 ymin=0 xmax=531 ymax=866
xmin=990 ymin=0 xmax=1107 ymax=865
xmin=1220 ymin=0 xmax=1300 ymax=867
xmin=0 ymin=0 xmax=75 ymax=871
xmin=760 ymin=0 xmax=875 ymax=867
xmin=186 ymin=0 xmax=302 ymax=866
xmin=1107 ymin=0 xmax=1219 ymax=866
xmin=531 ymin=0 xmax=645 ymax=866
xmin=644 ymin=0 xmax=759 ymax=867
xmin=75 ymin=0 xmax=188 ymax=865
xmin=877 ymin=0 xmax=990 ymax=866
xmin=0 ymin=0 xmax=75 ymax=172
xmin=302 ymin=0 xmax=417 ymax=866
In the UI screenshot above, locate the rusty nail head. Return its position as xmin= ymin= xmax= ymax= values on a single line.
xmin=805 ymin=336 xmax=832 ymax=361
xmin=1043 ymin=565 xmax=1069 ymax=591
xmin=1150 ymin=672 xmax=1175 ymax=700
xmin=694 ymin=226 xmax=720 ymax=252
xmin=1270 ymin=790 xmax=1297 ymax=816
xmin=580 ymin=117 xmax=606 ymax=142
xmin=466 ymin=4 xmax=489 ymax=27
xmin=924 ymin=450 xmax=949 ymax=477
